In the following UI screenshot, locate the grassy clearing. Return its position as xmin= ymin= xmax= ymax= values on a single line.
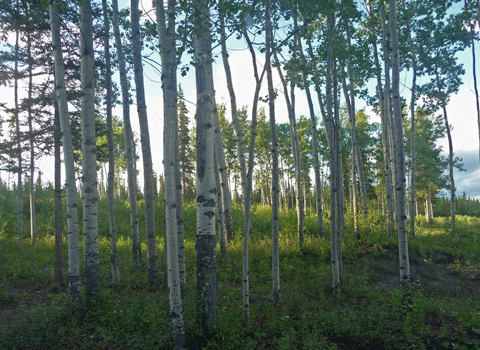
xmin=1 ymin=202 xmax=480 ymax=349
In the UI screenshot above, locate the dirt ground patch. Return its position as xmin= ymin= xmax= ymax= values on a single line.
xmin=366 ymin=246 xmax=480 ymax=298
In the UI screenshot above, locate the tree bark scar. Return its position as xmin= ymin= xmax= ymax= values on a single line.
xmin=204 ymin=210 xmax=215 ymax=219
xmin=203 ymin=198 xmax=215 ymax=207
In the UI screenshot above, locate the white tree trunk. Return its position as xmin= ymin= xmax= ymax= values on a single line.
xmin=157 ymin=2 xmax=186 ymax=344
xmin=266 ymin=0 xmax=280 ymax=308
xmin=131 ymin=0 xmax=158 ymax=287
xmin=112 ymin=0 xmax=141 ymax=268
xmin=274 ymin=50 xmax=304 ymax=249
xmin=406 ymin=13 xmax=417 ymax=237
xmin=53 ymin=103 xmax=63 ymax=286
xmin=80 ymin=0 xmax=101 ymax=302
xmin=326 ymin=8 xmax=341 ymax=297
xmin=241 ymin=28 xmax=266 ymax=325
xmin=220 ymin=3 xmax=247 ymax=219
xmin=49 ymin=3 xmax=81 ymax=306
xmin=102 ymin=0 xmax=120 ymax=288
xmin=213 ymin=105 xmax=234 ymax=242
xmin=194 ymin=0 xmax=217 ymax=334
xmin=215 ymin=144 xmax=227 ymax=255
xmin=390 ymin=0 xmax=411 ymax=287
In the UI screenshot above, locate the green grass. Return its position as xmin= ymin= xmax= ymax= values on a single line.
xmin=1 ymin=200 xmax=480 ymax=349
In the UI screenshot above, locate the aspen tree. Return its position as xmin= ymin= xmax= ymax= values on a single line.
xmin=266 ymin=0 xmax=281 ymax=307
xmin=112 ymin=0 xmax=141 ymax=268
xmin=297 ymin=31 xmax=324 ymax=237
xmin=157 ymin=0 xmax=187 ymax=345
xmin=241 ymin=27 xmax=266 ymax=325
xmin=49 ymin=1 xmax=81 ymax=305
xmin=102 ymin=0 xmax=120 ymax=288
xmin=213 ymin=104 xmax=234 ymax=245
xmin=274 ymin=49 xmax=304 ymax=250
xmin=219 ymin=0 xmax=247 ymax=216
xmin=405 ymin=3 xmax=417 ymax=237
xmin=326 ymin=6 xmax=341 ymax=296
xmin=390 ymin=0 xmax=411 ymax=286
xmin=131 ymin=0 xmax=158 ymax=287
xmin=214 ymin=142 xmax=227 ymax=255
xmin=369 ymin=0 xmax=395 ymax=230
xmin=79 ymin=0 xmax=101 ymax=301
xmin=193 ymin=0 xmax=217 ymax=334
xmin=53 ymin=102 xmax=63 ymax=286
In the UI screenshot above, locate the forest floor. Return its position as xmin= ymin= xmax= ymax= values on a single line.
xmin=366 ymin=246 xmax=480 ymax=297
xmin=1 ymin=212 xmax=480 ymax=349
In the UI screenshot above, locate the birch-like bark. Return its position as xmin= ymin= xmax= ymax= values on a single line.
xmin=266 ymin=0 xmax=280 ymax=308
xmin=298 ymin=35 xmax=324 ymax=236
xmin=241 ymin=28 xmax=266 ymax=325
xmin=213 ymin=103 xmax=234 ymax=244
xmin=80 ymin=0 xmax=101 ymax=301
xmin=215 ymin=143 xmax=227 ymax=255
xmin=341 ymin=72 xmax=360 ymax=240
xmin=333 ymin=69 xmax=344 ymax=271
xmin=274 ymin=50 xmax=304 ymax=250
xmin=194 ymin=0 xmax=217 ymax=334
xmin=102 ymin=0 xmax=120 ymax=288
xmin=220 ymin=2 xmax=247 ymax=216
xmin=50 ymin=2 xmax=81 ymax=305
xmin=112 ymin=0 xmax=141 ymax=268
xmin=341 ymin=9 xmax=368 ymax=216
xmin=175 ymin=108 xmax=187 ymax=300
xmin=131 ymin=0 xmax=158 ymax=287
xmin=53 ymin=100 xmax=63 ymax=286
xmin=390 ymin=0 xmax=411 ymax=286
xmin=326 ymin=8 xmax=341 ymax=296
xmin=381 ymin=5 xmax=397 ymax=220
xmin=373 ymin=1 xmax=395 ymax=230
xmin=157 ymin=1 xmax=187 ymax=344
xmin=406 ymin=15 xmax=417 ymax=237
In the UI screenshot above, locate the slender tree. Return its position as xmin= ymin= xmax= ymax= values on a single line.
xmin=131 ymin=0 xmax=158 ymax=287
xmin=102 ymin=0 xmax=120 ymax=288
xmin=297 ymin=23 xmax=324 ymax=237
xmin=26 ymin=31 xmax=35 ymax=245
xmin=219 ymin=0 xmax=247 ymax=217
xmin=53 ymin=100 xmax=63 ymax=286
xmin=240 ymin=26 xmax=266 ymax=325
xmin=266 ymin=0 xmax=281 ymax=308
xmin=111 ymin=0 xmax=141 ymax=268
xmin=193 ymin=0 xmax=217 ymax=334
xmin=464 ymin=0 xmax=480 ymax=163
xmin=80 ymin=0 xmax=101 ymax=302
xmin=49 ymin=0 xmax=81 ymax=307
xmin=13 ymin=12 xmax=22 ymax=253
xmin=405 ymin=0 xmax=418 ymax=237
xmin=326 ymin=4 xmax=341 ymax=296
xmin=156 ymin=0 xmax=187 ymax=346
xmin=390 ymin=0 xmax=411 ymax=287
xmin=274 ymin=49 xmax=304 ymax=250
